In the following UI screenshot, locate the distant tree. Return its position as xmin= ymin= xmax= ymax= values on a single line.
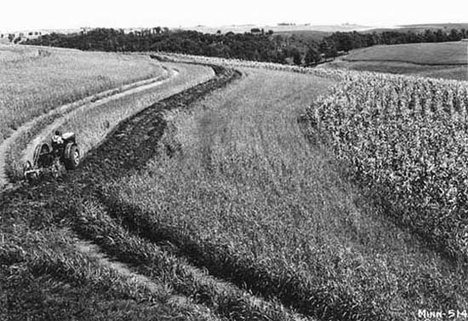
xmin=319 ymin=39 xmax=337 ymax=58
xmin=291 ymin=47 xmax=302 ymax=65
xmin=305 ymin=45 xmax=320 ymax=65
xmin=434 ymin=29 xmax=447 ymax=42
xmin=404 ymin=31 xmax=424 ymax=43
xmin=329 ymin=32 xmax=354 ymax=51
xmin=448 ymin=29 xmax=461 ymax=41
xmin=423 ymin=29 xmax=436 ymax=42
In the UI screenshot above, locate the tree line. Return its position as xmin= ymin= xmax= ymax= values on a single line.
xmin=24 ymin=27 xmax=468 ymax=66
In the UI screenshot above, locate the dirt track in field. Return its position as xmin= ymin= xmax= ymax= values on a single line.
xmin=0 ymin=64 xmax=263 ymax=320
xmin=0 ymin=63 xmax=237 ymax=210
xmin=0 ymin=67 xmax=176 ymax=190
xmin=1 ymin=62 xmax=318 ymax=321
xmin=21 ymin=68 xmax=180 ymax=173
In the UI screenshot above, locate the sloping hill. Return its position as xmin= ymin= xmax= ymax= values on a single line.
xmin=344 ymin=41 xmax=468 ymax=65
xmin=324 ymin=41 xmax=468 ymax=80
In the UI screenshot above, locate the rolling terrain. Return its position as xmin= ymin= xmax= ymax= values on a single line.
xmin=323 ymin=41 xmax=468 ymax=80
xmin=1 ymin=64 xmax=244 ymax=321
xmin=181 ymin=23 xmax=372 ymax=34
xmin=0 ymin=45 xmax=165 ymax=145
xmin=2 ymin=47 xmax=468 ymax=321
xmin=0 ymin=46 xmax=215 ymax=189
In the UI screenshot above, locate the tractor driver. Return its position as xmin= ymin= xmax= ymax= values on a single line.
xmin=51 ymin=130 xmax=64 ymax=153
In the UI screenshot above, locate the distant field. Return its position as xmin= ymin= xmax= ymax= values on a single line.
xmin=183 ymin=23 xmax=371 ymax=34
xmin=0 ymin=45 xmax=165 ymax=143
xmin=367 ymin=23 xmax=468 ymax=34
xmin=0 ymin=45 xmax=41 ymax=62
xmin=399 ymin=23 xmax=468 ymax=30
xmin=344 ymin=42 xmax=467 ymax=65
xmin=325 ymin=41 xmax=468 ymax=80
xmin=325 ymin=59 xmax=468 ymax=80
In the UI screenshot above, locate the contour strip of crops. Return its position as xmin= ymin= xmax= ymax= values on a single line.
xmin=306 ymin=71 xmax=468 ymax=262
xmin=0 ymin=63 xmax=241 ymax=321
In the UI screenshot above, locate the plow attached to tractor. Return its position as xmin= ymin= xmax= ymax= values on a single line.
xmin=23 ymin=131 xmax=81 ymax=182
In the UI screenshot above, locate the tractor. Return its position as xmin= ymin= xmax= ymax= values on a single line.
xmin=23 ymin=131 xmax=80 ymax=182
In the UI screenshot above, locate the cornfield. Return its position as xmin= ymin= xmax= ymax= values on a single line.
xmin=307 ymin=72 xmax=468 ymax=260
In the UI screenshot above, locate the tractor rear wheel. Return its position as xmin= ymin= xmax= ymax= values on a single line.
xmin=64 ymin=144 xmax=80 ymax=170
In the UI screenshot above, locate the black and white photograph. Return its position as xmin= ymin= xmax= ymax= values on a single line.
xmin=1 ymin=1 xmax=468 ymax=320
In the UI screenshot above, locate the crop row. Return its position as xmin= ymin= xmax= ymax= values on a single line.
xmin=306 ymin=71 xmax=468 ymax=262
xmin=71 ymin=196 xmax=310 ymax=321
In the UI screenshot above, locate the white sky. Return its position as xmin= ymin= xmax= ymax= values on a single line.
xmin=0 ymin=0 xmax=467 ymax=32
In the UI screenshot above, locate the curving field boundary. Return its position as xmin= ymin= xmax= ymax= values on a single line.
xmin=0 ymin=62 xmax=216 ymax=191
xmin=20 ymin=68 xmax=180 ymax=178
xmin=1 ymin=64 xmax=305 ymax=321
xmin=0 ymin=66 xmax=173 ymax=190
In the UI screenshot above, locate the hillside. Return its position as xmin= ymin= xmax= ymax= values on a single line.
xmin=3 ymin=51 xmax=468 ymax=320
xmin=344 ymin=41 xmax=468 ymax=65
xmin=399 ymin=23 xmax=468 ymax=30
xmin=0 ymin=45 xmax=166 ymax=144
xmin=323 ymin=41 xmax=468 ymax=80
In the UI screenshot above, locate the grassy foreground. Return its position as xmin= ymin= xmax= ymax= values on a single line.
xmin=0 ymin=220 xmax=221 ymax=321
xmin=102 ymin=67 xmax=468 ymax=320
xmin=0 ymin=45 xmax=165 ymax=143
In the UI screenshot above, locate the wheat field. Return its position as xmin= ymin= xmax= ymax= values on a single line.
xmin=0 ymin=45 xmax=165 ymax=143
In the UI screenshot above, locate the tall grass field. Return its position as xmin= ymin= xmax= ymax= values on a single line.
xmin=0 ymin=45 xmax=165 ymax=143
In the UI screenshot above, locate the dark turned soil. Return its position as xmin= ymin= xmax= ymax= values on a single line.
xmin=0 ymin=64 xmax=240 ymax=214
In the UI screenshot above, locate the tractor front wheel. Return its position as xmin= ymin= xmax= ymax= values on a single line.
xmin=23 ymin=161 xmax=39 ymax=182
